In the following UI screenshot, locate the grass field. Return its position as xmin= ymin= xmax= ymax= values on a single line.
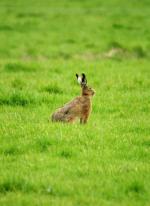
xmin=0 ymin=0 xmax=150 ymax=205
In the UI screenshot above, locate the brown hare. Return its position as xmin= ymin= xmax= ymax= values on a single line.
xmin=51 ymin=73 xmax=95 ymax=124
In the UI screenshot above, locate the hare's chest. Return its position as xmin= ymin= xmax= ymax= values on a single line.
xmin=81 ymin=98 xmax=91 ymax=113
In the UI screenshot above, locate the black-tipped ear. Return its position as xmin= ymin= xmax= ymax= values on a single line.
xmin=81 ymin=73 xmax=87 ymax=85
xmin=76 ymin=74 xmax=78 ymax=79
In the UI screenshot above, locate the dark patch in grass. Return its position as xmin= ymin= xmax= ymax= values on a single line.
xmin=59 ymin=150 xmax=72 ymax=158
xmin=76 ymin=170 xmax=89 ymax=178
xmin=142 ymin=140 xmax=150 ymax=147
xmin=58 ymin=52 xmax=72 ymax=59
xmin=42 ymin=85 xmax=63 ymax=94
xmin=126 ymin=181 xmax=145 ymax=195
xmin=112 ymin=24 xmax=138 ymax=31
xmin=36 ymin=138 xmax=52 ymax=152
xmin=132 ymin=46 xmax=146 ymax=58
xmin=5 ymin=63 xmax=37 ymax=72
xmin=133 ymin=78 xmax=143 ymax=86
xmin=0 ymin=25 xmax=13 ymax=31
xmin=0 ymin=179 xmax=35 ymax=193
xmin=141 ymin=106 xmax=150 ymax=113
xmin=65 ymin=39 xmax=76 ymax=44
xmin=3 ymin=146 xmax=22 ymax=156
xmin=0 ymin=92 xmax=36 ymax=106
xmin=113 ymin=23 xmax=124 ymax=29
xmin=17 ymin=12 xmax=44 ymax=18
xmin=108 ymin=41 xmax=123 ymax=49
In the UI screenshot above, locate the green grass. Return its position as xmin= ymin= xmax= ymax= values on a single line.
xmin=0 ymin=0 xmax=150 ymax=205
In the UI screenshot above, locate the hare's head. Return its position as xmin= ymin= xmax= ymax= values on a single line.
xmin=76 ymin=73 xmax=95 ymax=96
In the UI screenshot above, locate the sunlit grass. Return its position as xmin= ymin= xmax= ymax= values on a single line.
xmin=0 ymin=0 xmax=150 ymax=206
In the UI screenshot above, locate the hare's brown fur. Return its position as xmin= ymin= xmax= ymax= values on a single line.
xmin=51 ymin=74 xmax=95 ymax=124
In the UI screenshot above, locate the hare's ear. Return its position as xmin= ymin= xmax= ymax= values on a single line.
xmin=76 ymin=73 xmax=82 ymax=84
xmin=81 ymin=73 xmax=87 ymax=85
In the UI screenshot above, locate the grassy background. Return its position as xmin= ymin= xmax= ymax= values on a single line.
xmin=0 ymin=0 xmax=150 ymax=205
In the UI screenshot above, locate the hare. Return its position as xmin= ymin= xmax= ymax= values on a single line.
xmin=51 ymin=73 xmax=95 ymax=124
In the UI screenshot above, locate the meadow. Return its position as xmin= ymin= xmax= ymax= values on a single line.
xmin=0 ymin=0 xmax=150 ymax=205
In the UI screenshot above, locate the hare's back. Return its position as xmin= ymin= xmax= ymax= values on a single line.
xmin=62 ymin=96 xmax=82 ymax=112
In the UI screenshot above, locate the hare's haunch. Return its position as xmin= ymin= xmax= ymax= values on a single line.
xmin=51 ymin=73 xmax=95 ymax=124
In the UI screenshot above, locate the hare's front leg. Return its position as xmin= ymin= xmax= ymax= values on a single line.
xmin=80 ymin=118 xmax=83 ymax=124
xmin=80 ymin=115 xmax=89 ymax=124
